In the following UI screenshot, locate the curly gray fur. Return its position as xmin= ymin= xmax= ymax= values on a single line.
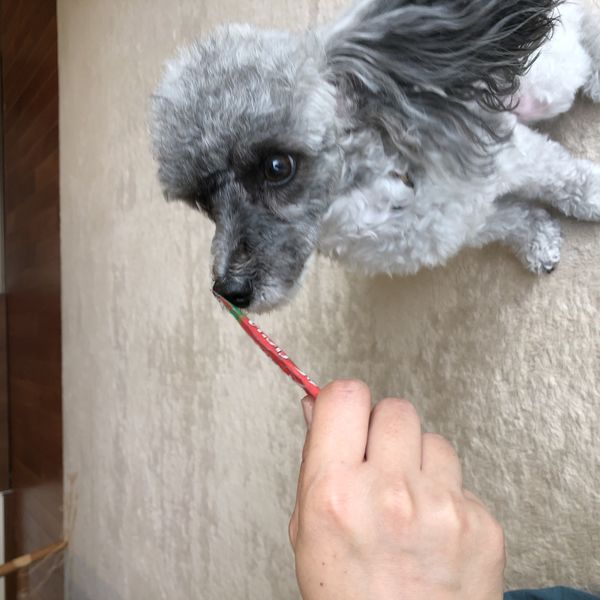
xmin=150 ymin=0 xmax=565 ymax=311
xmin=323 ymin=0 xmax=561 ymax=171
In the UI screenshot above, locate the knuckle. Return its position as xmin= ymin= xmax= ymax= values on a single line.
xmin=307 ymin=472 xmax=353 ymax=529
xmin=379 ymin=397 xmax=416 ymax=413
xmin=453 ymin=501 xmax=470 ymax=535
xmin=325 ymin=379 xmax=370 ymax=400
xmin=424 ymin=432 xmax=452 ymax=451
xmin=424 ymin=433 xmax=459 ymax=461
xmin=379 ymin=482 xmax=415 ymax=526
xmin=442 ymin=493 xmax=469 ymax=533
xmin=375 ymin=397 xmax=419 ymax=424
xmin=425 ymin=488 xmax=469 ymax=537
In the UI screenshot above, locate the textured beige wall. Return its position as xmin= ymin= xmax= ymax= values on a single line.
xmin=59 ymin=1 xmax=600 ymax=598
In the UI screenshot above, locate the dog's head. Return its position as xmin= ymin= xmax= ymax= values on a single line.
xmin=151 ymin=26 xmax=341 ymax=311
xmin=151 ymin=0 xmax=558 ymax=311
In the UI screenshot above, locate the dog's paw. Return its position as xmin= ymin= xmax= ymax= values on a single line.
xmin=558 ymin=161 xmax=600 ymax=222
xmin=521 ymin=211 xmax=562 ymax=275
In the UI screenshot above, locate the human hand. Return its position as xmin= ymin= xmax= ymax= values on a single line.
xmin=289 ymin=380 xmax=506 ymax=600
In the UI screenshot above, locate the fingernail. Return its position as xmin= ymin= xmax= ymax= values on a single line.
xmin=301 ymin=396 xmax=315 ymax=428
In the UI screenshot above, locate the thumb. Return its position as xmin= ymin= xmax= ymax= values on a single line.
xmin=301 ymin=395 xmax=315 ymax=429
xmin=290 ymin=395 xmax=315 ymax=549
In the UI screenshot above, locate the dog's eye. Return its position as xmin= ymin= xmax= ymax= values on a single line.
xmin=263 ymin=154 xmax=296 ymax=186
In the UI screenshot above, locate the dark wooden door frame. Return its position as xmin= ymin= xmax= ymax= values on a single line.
xmin=0 ymin=51 xmax=8 ymax=494
xmin=1 ymin=1 xmax=63 ymax=598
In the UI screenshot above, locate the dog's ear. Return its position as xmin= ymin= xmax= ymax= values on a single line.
xmin=322 ymin=0 xmax=560 ymax=172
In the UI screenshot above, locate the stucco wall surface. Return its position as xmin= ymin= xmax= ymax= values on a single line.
xmin=59 ymin=1 xmax=600 ymax=598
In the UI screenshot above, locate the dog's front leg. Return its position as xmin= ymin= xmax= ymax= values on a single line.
xmin=468 ymin=200 xmax=562 ymax=274
xmin=499 ymin=123 xmax=600 ymax=221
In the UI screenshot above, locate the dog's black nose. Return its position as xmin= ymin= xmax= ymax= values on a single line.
xmin=213 ymin=278 xmax=253 ymax=309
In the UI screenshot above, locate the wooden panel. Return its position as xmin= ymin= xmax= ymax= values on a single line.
xmin=0 ymin=52 xmax=8 ymax=494
xmin=0 ymin=295 xmax=8 ymax=492
xmin=1 ymin=0 xmax=63 ymax=598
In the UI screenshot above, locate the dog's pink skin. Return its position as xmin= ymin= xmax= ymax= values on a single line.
xmin=514 ymin=94 xmax=554 ymax=124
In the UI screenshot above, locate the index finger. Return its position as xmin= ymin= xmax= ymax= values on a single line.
xmin=303 ymin=380 xmax=371 ymax=476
